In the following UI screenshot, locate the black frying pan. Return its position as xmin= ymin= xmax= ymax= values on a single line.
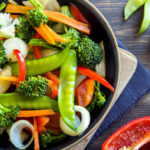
xmin=0 ymin=0 xmax=119 ymax=149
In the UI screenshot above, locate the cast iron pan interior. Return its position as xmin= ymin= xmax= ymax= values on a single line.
xmin=0 ymin=0 xmax=119 ymax=149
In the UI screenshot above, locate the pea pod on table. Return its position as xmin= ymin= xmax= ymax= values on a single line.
xmin=58 ymin=50 xmax=77 ymax=132
xmin=137 ymin=0 xmax=150 ymax=35
xmin=124 ymin=0 xmax=150 ymax=35
xmin=0 ymin=93 xmax=58 ymax=111
xmin=7 ymin=45 xmax=70 ymax=76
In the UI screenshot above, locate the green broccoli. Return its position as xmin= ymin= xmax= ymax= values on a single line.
xmin=28 ymin=0 xmax=44 ymax=9
xmin=27 ymin=9 xmax=48 ymax=27
xmin=76 ymin=35 xmax=102 ymax=69
xmin=0 ymin=41 xmax=7 ymax=67
xmin=39 ymin=130 xmax=67 ymax=148
xmin=87 ymin=81 xmax=106 ymax=112
xmin=0 ymin=104 xmax=20 ymax=129
xmin=17 ymin=76 xmax=48 ymax=97
xmin=16 ymin=16 xmax=35 ymax=43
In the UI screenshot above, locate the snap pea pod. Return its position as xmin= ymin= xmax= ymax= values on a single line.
xmin=137 ymin=0 xmax=150 ymax=35
xmin=0 ymin=93 xmax=58 ymax=111
xmin=7 ymin=45 xmax=70 ymax=76
xmin=124 ymin=0 xmax=147 ymax=20
xmin=58 ymin=50 xmax=77 ymax=132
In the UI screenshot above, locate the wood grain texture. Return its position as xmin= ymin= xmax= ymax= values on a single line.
xmin=85 ymin=0 xmax=150 ymax=150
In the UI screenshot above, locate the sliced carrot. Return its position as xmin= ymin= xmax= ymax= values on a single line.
xmin=5 ymin=4 xmax=90 ymax=34
xmin=34 ymin=23 xmax=55 ymax=45
xmin=0 ymin=76 xmax=18 ymax=82
xmin=5 ymin=4 xmax=32 ymax=14
xmin=33 ymin=117 xmax=40 ymax=150
xmin=10 ymin=14 xmax=19 ymax=19
xmin=44 ymin=24 xmax=68 ymax=42
xmin=45 ymin=72 xmax=60 ymax=85
xmin=44 ymin=11 xmax=90 ymax=34
xmin=17 ymin=109 xmax=55 ymax=117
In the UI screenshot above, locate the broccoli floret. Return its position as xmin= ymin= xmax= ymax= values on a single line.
xmin=17 ymin=76 xmax=48 ymax=97
xmin=16 ymin=16 xmax=35 ymax=43
xmin=0 ymin=41 xmax=7 ymax=67
xmin=39 ymin=130 xmax=67 ymax=148
xmin=76 ymin=36 xmax=102 ymax=69
xmin=87 ymin=81 xmax=106 ymax=112
xmin=27 ymin=9 xmax=48 ymax=27
xmin=0 ymin=104 xmax=20 ymax=129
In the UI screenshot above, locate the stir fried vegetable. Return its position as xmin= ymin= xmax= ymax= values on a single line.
xmin=0 ymin=1 xmax=115 ymax=149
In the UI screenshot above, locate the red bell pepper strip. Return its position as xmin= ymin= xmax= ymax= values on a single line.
xmin=70 ymin=3 xmax=91 ymax=33
xmin=102 ymin=116 xmax=150 ymax=150
xmin=77 ymin=66 xmax=114 ymax=92
xmin=13 ymin=49 xmax=26 ymax=86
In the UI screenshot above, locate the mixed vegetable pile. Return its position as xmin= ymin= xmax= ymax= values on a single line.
xmin=0 ymin=0 xmax=114 ymax=149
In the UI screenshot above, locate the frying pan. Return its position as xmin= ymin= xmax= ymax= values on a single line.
xmin=0 ymin=0 xmax=120 ymax=149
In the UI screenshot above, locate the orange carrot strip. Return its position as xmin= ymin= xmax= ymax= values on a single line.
xmin=5 ymin=4 xmax=32 ymax=14
xmin=10 ymin=14 xmax=19 ymax=19
xmin=5 ymin=4 xmax=90 ymax=34
xmin=34 ymin=24 xmax=55 ymax=45
xmin=33 ymin=117 xmax=40 ymax=150
xmin=45 ymin=72 xmax=60 ymax=85
xmin=44 ymin=11 xmax=90 ymax=34
xmin=18 ymin=109 xmax=55 ymax=117
xmin=0 ymin=76 xmax=18 ymax=82
xmin=44 ymin=24 xmax=68 ymax=42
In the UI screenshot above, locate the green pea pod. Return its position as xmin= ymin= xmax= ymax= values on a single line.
xmin=124 ymin=0 xmax=147 ymax=20
xmin=58 ymin=50 xmax=77 ymax=132
xmin=137 ymin=0 xmax=150 ymax=35
xmin=7 ymin=45 xmax=70 ymax=76
xmin=0 ymin=93 xmax=58 ymax=111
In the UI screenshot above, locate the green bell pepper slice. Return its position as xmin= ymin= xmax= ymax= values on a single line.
xmin=58 ymin=50 xmax=77 ymax=132
xmin=137 ymin=0 xmax=150 ymax=35
xmin=0 ymin=93 xmax=58 ymax=111
xmin=124 ymin=0 xmax=147 ymax=20
xmin=7 ymin=45 xmax=70 ymax=76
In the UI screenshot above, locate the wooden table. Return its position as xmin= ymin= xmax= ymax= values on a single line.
xmin=85 ymin=0 xmax=150 ymax=149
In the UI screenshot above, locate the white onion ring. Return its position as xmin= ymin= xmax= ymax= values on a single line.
xmin=9 ymin=120 xmax=34 ymax=150
xmin=60 ymin=105 xmax=90 ymax=136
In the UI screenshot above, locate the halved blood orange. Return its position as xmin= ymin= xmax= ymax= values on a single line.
xmin=102 ymin=116 xmax=150 ymax=150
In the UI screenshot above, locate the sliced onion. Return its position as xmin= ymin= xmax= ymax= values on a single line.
xmin=60 ymin=105 xmax=90 ymax=136
xmin=0 ymin=128 xmax=4 ymax=135
xmin=3 ymin=37 xmax=28 ymax=62
xmin=95 ymin=41 xmax=106 ymax=77
xmin=9 ymin=120 xmax=34 ymax=150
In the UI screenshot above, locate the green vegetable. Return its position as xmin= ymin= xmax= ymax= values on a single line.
xmin=0 ymin=2 xmax=6 ymax=12
xmin=28 ymin=0 xmax=44 ymax=9
xmin=17 ymin=76 xmax=48 ymax=97
xmin=137 ymin=0 xmax=150 ymax=35
xmin=29 ymin=39 xmax=60 ymax=50
xmin=27 ymin=9 xmax=48 ymax=27
xmin=0 ymin=41 xmax=7 ymax=67
xmin=76 ymin=35 xmax=102 ymax=70
xmin=39 ymin=130 xmax=67 ymax=148
xmin=0 ymin=93 xmax=58 ymax=111
xmin=0 ymin=104 xmax=19 ymax=129
xmin=16 ymin=16 xmax=35 ymax=43
xmin=124 ymin=0 xmax=150 ymax=35
xmin=61 ymin=6 xmax=73 ymax=18
xmin=124 ymin=0 xmax=147 ymax=20
xmin=87 ymin=81 xmax=106 ymax=112
xmin=58 ymin=50 xmax=77 ymax=132
xmin=7 ymin=45 xmax=70 ymax=76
